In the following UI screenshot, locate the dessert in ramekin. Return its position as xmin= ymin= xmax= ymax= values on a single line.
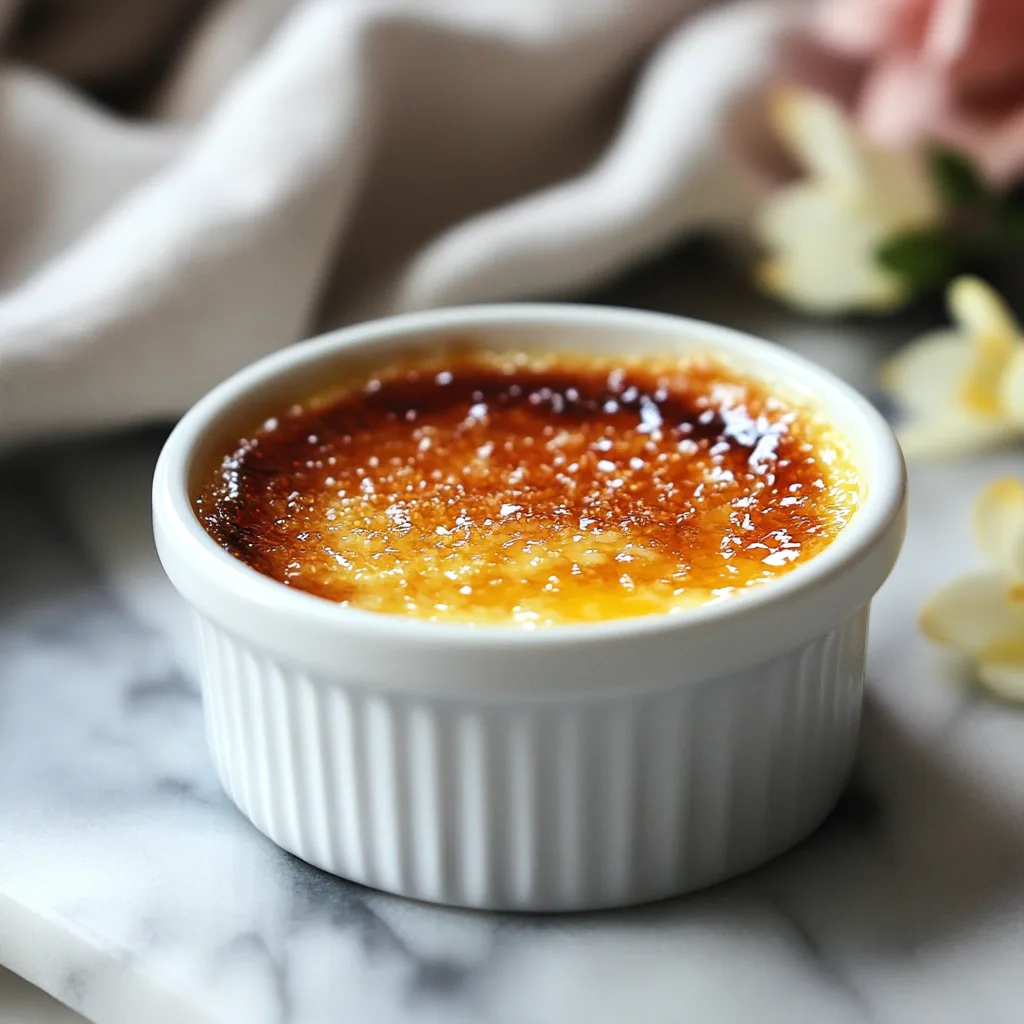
xmin=153 ymin=305 xmax=906 ymax=911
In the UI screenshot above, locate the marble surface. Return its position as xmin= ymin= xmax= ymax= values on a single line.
xmin=3 ymin=250 xmax=1024 ymax=1024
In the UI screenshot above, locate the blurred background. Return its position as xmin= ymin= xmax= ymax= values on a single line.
xmin=7 ymin=0 xmax=1024 ymax=453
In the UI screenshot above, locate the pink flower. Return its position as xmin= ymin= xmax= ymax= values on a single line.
xmin=815 ymin=0 xmax=1024 ymax=186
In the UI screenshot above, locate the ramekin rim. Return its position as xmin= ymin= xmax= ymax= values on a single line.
xmin=153 ymin=303 xmax=906 ymax=651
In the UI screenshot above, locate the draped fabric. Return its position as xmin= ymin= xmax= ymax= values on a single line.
xmin=0 ymin=0 xmax=800 ymax=448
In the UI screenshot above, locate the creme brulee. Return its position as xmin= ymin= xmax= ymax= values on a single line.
xmin=192 ymin=348 xmax=861 ymax=626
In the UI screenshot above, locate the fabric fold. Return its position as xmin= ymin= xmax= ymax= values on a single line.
xmin=0 ymin=0 xmax=797 ymax=448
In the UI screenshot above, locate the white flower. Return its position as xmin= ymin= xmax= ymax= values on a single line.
xmin=755 ymin=89 xmax=940 ymax=314
xmin=922 ymin=478 xmax=1024 ymax=703
xmin=882 ymin=276 xmax=1024 ymax=457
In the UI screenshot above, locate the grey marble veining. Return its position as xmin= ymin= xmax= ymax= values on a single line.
xmin=3 ymin=255 xmax=1024 ymax=1023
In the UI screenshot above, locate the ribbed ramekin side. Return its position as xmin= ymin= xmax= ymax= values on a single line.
xmin=193 ymin=607 xmax=867 ymax=911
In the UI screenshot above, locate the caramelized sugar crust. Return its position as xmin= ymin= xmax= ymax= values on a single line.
xmin=193 ymin=348 xmax=860 ymax=626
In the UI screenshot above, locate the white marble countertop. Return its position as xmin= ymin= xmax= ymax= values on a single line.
xmin=3 ymin=252 xmax=1024 ymax=1023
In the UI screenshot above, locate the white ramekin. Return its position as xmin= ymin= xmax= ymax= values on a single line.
xmin=153 ymin=305 xmax=906 ymax=911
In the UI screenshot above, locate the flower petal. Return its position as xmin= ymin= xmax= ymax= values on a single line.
xmin=920 ymin=571 xmax=1024 ymax=652
xmin=948 ymin=276 xmax=1021 ymax=413
xmin=922 ymin=0 xmax=976 ymax=65
xmin=973 ymin=478 xmax=1024 ymax=579
xmin=863 ymin=142 xmax=939 ymax=226
xmin=948 ymin=275 xmax=1021 ymax=343
xmin=813 ymin=0 xmax=906 ymax=56
xmin=895 ymin=414 xmax=1017 ymax=458
xmin=857 ymin=57 xmax=945 ymax=151
xmin=771 ymin=89 xmax=863 ymax=186
xmin=756 ymin=183 xmax=904 ymax=313
xmin=977 ymin=659 xmax=1024 ymax=704
xmin=881 ymin=329 xmax=969 ymax=416
xmin=999 ymin=347 xmax=1024 ymax=425
xmin=934 ymin=93 xmax=1024 ymax=189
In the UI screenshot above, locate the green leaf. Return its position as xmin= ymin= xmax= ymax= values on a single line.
xmin=995 ymin=199 xmax=1024 ymax=247
xmin=875 ymin=229 xmax=958 ymax=293
xmin=929 ymin=148 xmax=989 ymax=207
xmin=1004 ymin=182 xmax=1024 ymax=207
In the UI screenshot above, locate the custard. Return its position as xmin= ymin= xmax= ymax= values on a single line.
xmin=193 ymin=348 xmax=860 ymax=626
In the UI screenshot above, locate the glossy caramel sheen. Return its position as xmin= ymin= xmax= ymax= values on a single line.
xmin=193 ymin=348 xmax=860 ymax=626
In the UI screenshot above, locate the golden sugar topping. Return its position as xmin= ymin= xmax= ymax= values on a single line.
xmin=193 ymin=347 xmax=860 ymax=626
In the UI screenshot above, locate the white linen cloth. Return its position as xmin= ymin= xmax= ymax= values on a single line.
xmin=0 ymin=0 xmax=799 ymax=449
